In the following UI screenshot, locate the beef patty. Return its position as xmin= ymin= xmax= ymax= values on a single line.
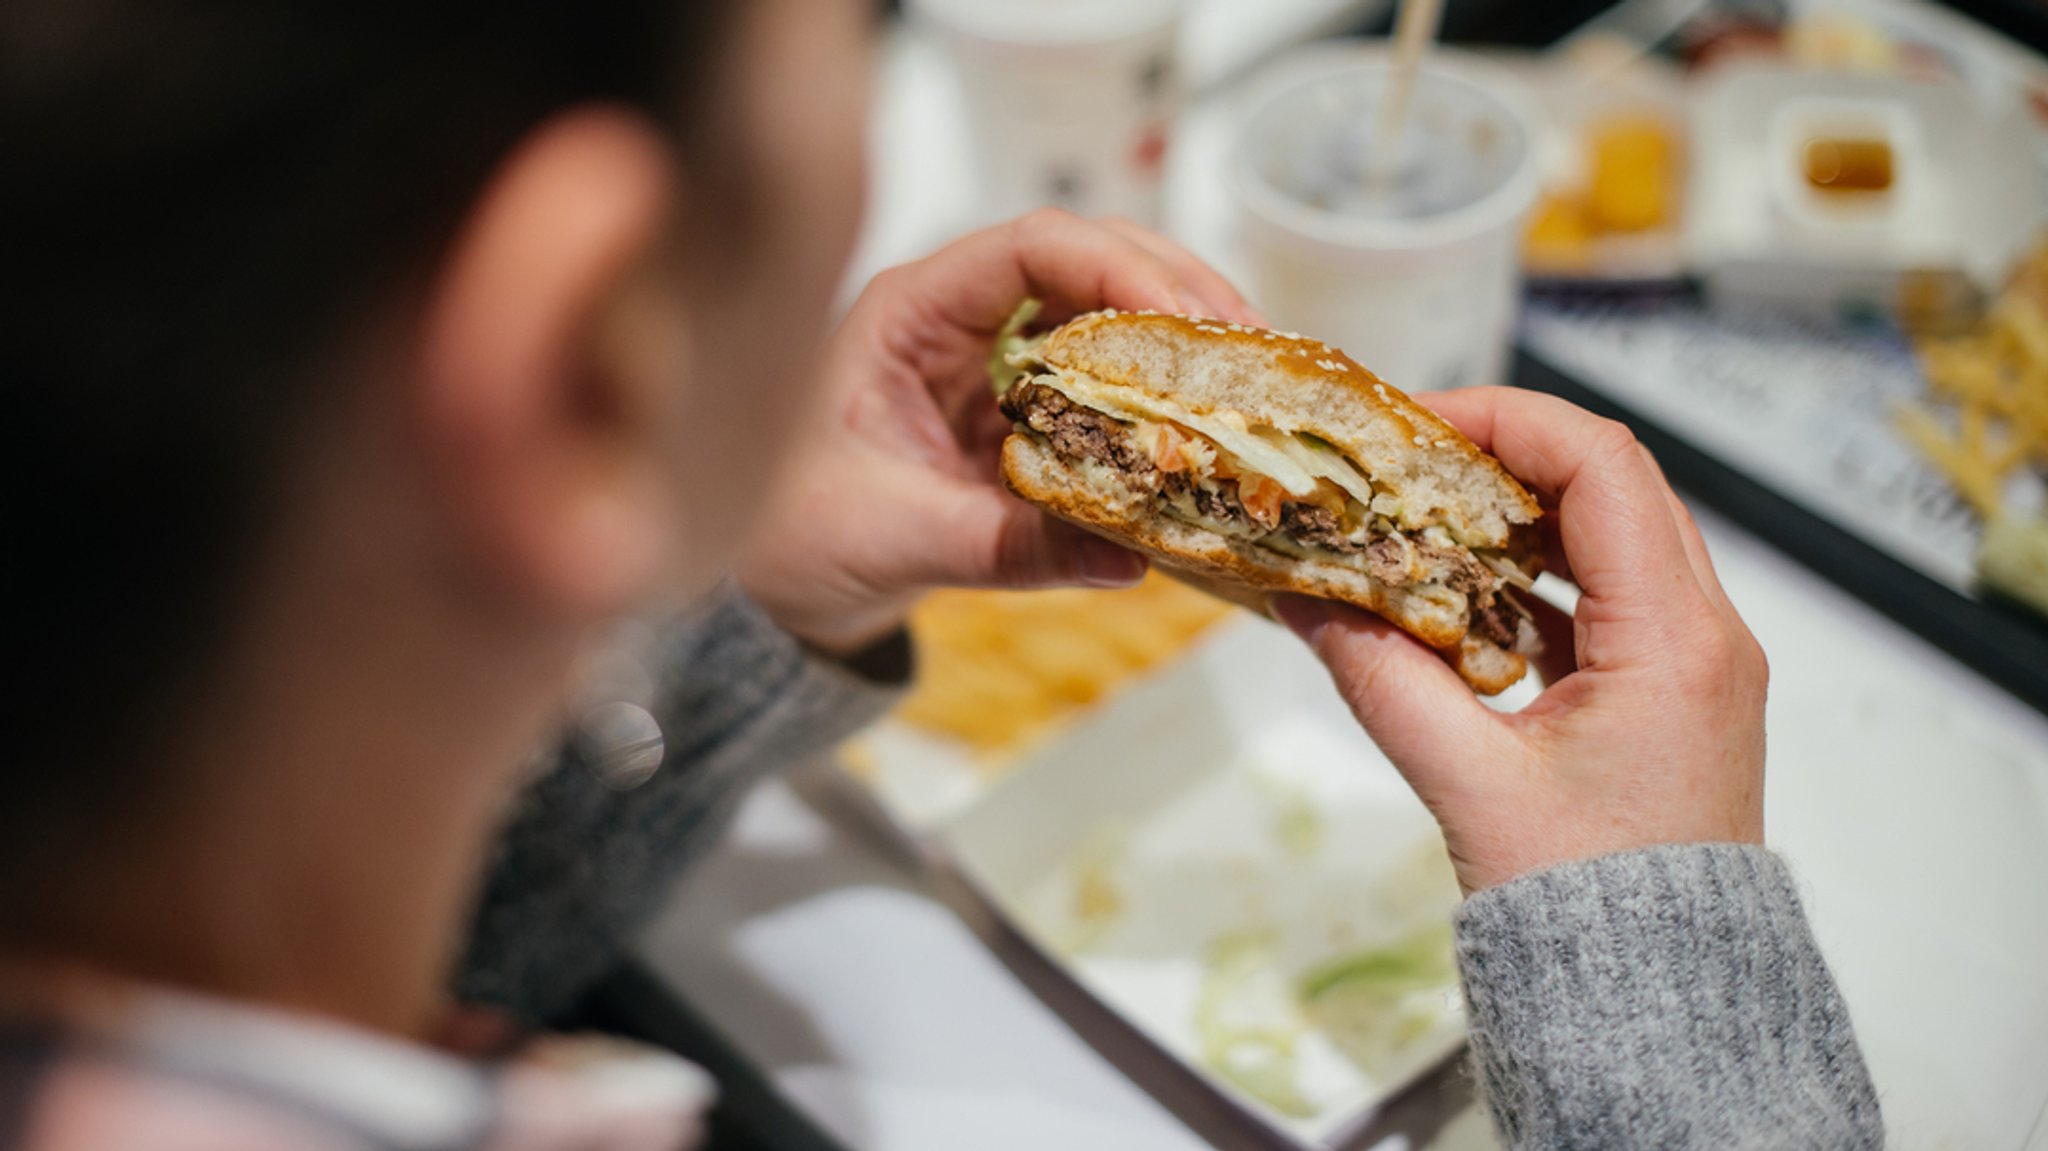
xmin=1003 ymin=380 xmax=1522 ymax=645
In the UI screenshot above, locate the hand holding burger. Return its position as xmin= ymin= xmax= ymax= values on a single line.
xmin=738 ymin=209 xmax=1260 ymax=655
xmin=1273 ymin=388 xmax=1768 ymax=894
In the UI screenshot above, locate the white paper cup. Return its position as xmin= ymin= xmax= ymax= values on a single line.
xmin=1231 ymin=51 xmax=1541 ymax=393
xmin=911 ymin=0 xmax=1180 ymax=225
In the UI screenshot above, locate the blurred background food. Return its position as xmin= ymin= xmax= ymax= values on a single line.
xmin=1490 ymin=0 xmax=2048 ymax=684
xmin=1524 ymin=109 xmax=1685 ymax=276
xmin=1517 ymin=42 xmax=1689 ymax=282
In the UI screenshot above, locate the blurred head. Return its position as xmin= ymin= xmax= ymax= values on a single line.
xmin=5 ymin=0 xmax=872 ymax=950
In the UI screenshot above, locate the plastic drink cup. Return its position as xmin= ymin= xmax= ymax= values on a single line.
xmin=1231 ymin=51 xmax=1541 ymax=393
xmin=911 ymin=0 xmax=1180 ymax=225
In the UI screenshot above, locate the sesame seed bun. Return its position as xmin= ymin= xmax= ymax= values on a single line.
xmin=1000 ymin=310 xmax=1541 ymax=694
xmin=1031 ymin=310 xmax=1539 ymax=549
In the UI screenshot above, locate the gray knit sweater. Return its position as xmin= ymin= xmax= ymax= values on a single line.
xmin=456 ymin=590 xmax=1884 ymax=1149
xmin=454 ymin=588 xmax=905 ymax=1023
xmin=1456 ymin=844 xmax=1883 ymax=1149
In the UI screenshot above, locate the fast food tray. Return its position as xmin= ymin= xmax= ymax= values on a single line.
xmin=1511 ymin=339 xmax=2048 ymax=719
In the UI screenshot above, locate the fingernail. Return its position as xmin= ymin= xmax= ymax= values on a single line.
xmin=1269 ymin=594 xmax=1332 ymax=642
xmin=1078 ymin=538 xmax=1148 ymax=587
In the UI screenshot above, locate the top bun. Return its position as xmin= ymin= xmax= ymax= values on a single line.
xmin=1030 ymin=311 xmax=1540 ymax=549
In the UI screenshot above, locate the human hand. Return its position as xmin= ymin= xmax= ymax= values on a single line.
xmin=740 ymin=209 xmax=1263 ymax=655
xmin=1271 ymin=388 xmax=1767 ymax=893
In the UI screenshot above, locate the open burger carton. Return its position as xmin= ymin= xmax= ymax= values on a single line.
xmin=938 ymin=613 xmax=1482 ymax=1144
xmin=837 ymin=606 xmax=1537 ymax=1146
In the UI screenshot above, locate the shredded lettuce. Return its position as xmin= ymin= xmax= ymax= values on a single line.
xmin=1296 ymin=925 xmax=1454 ymax=1002
xmin=1195 ymin=932 xmax=1317 ymax=1118
xmin=988 ymin=297 xmax=1045 ymax=397
xmin=1478 ymin=550 xmax=1537 ymax=591
xmin=1260 ymin=427 xmax=1376 ymax=509
xmin=1296 ymin=924 xmax=1460 ymax=1081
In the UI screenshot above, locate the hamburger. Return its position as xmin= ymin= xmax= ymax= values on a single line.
xmin=995 ymin=309 xmax=1543 ymax=693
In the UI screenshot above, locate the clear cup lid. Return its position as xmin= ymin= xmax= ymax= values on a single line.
xmin=1233 ymin=56 xmax=1539 ymax=251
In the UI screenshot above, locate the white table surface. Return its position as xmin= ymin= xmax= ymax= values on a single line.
xmin=637 ymin=16 xmax=2048 ymax=1151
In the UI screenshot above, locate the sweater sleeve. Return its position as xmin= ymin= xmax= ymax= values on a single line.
xmin=1452 ymin=843 xmax=1883 ymax=1151
xmin=451 ymin=586 xmax=908 ymax=1024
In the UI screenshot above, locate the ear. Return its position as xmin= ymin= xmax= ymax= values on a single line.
xmin=413 ymin=105 xmax=682 ymax=619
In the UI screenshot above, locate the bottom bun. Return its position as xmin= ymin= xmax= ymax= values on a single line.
xmin=1000 ymin=435 xmax=1528 ymax=694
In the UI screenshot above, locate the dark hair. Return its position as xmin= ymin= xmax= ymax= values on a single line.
xmin=3 ymin=0 xmax=740 ymax=920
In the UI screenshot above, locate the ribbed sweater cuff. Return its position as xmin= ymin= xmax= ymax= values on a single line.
xmin=1453 ymin=844 xmax=1883 ymax=1150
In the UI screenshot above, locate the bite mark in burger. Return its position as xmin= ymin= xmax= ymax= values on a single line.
xmin=994 ymin=308 xmax=1544 ymax=693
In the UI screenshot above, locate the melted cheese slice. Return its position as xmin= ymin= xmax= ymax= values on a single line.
xmin=1036 ymin=370 xmax=1373 ymax=504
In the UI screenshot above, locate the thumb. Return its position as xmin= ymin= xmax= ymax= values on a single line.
xmin=910 ymin=480 xmax=1148 ymax=592
xmin=1269 ymin=595 xmax=1504 ymax=798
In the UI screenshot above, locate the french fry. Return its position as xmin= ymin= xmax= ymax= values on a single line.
xmin=1994 ymin=294 xmax=2048 ymax=367
xmin=1907 ymin=234 xmax=2048 ymax=531
xmin=1895 ymin=404 xmax=2005 ymax=516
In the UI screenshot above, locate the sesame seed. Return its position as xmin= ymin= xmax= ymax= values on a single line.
xmin=1412 ymin=434 xmax=1427 ymax=446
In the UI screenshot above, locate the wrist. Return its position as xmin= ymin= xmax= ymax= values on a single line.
xmin=1455 ymin=813 xmax=1766 ymax=895
xmin=746 ymin=583 xmax=916 ymax=666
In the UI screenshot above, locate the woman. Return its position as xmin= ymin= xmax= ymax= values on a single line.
xmin=3 ymin=0 xmax=1880 ymax=1147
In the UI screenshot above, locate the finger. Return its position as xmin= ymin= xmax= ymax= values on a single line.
xmin=1634 ymin=443 xmax=1740 ymax=622
xmin=892 ymin=208 xmax=1213 ymax=338
xmin=915 ymin=480 xmax=1149 ymax=591
xmin=1409 ymin=388 xmax=1711 ymax=668
xmin=1270 ymin=595 xmax=1505 ymax=796
xmin=1095 ymin=217 xmax=1266 ymax=325
xmin=956 ymin=399 xmax=1015 ymax=477
xmin=1416 ymin=389 xmax=1578 ymax=582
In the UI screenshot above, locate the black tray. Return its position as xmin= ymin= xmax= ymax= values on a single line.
xmin=1512 ymin=346 xmax=2048 ymax=720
